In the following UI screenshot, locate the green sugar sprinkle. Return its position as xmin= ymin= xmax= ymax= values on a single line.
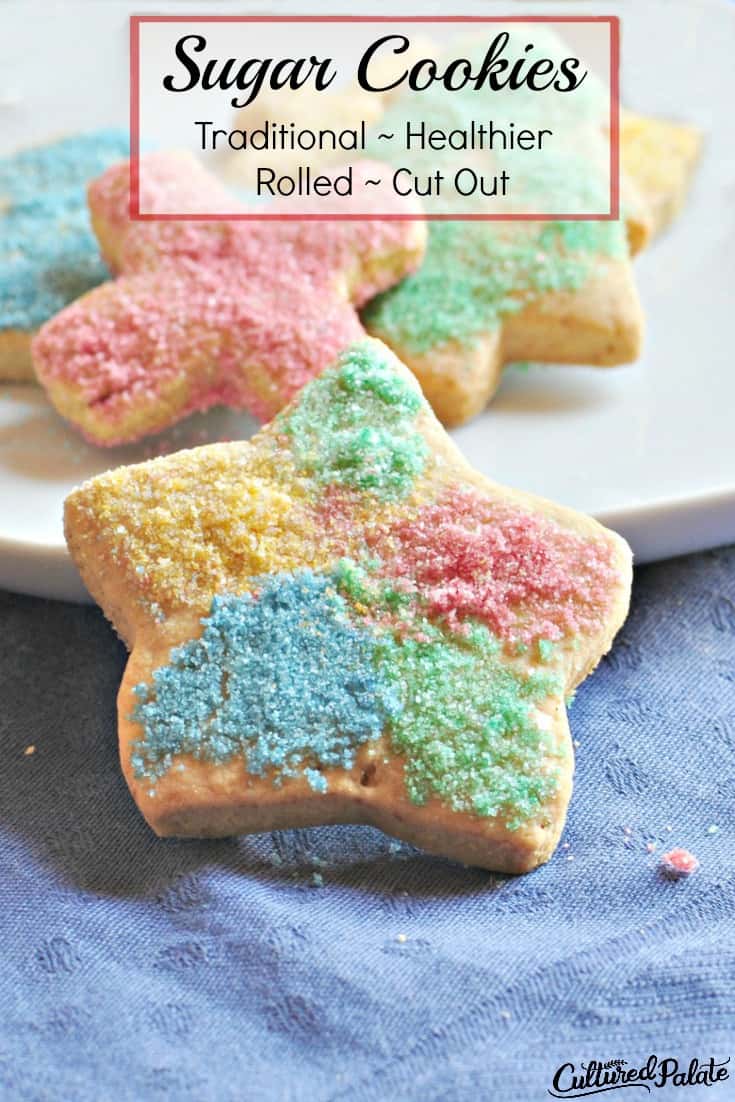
xmin=279 ymin=341 xmax=427 ymax=500
xmin=361 ymin=28 xmax=628 ymax=355
xmin=333 ymin=557 xmax=414 ymax=616
xmin=335 ymin=558 xmax=564 ymax=829
xmin=131 ymin=555 xmax=566 ymax=829
xmin=375 ymin=620 xmax=564 ymax=829
xmin=364 ymin=217 xmax=627 ymax=356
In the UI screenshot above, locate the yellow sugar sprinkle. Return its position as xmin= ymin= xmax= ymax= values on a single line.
xmin=67 ymin=421 xmax=443 ymax=626
xmin=68 ymin=445 xmax=341 ymax=618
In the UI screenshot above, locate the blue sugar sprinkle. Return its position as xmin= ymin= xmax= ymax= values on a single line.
xmin=304 ymin=768 xmax=329 ymax=794
xmin=130 ymin=571 xmax=400 ymax=787
xmin=0 ymin=130 xmax=129 ymax=331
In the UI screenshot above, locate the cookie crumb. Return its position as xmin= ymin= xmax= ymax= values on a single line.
xmin=24 ymin=745 xmax=35 ymax=756
xmin=397 ymin=933 xmax=407 ymax=944
xmin=660 ymin=848 xmax=699 ymax=878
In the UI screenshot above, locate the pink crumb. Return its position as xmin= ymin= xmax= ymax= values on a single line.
xmin=660 ymin=848 xmax=700 ymax=878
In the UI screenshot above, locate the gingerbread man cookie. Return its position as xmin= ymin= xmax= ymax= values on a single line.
xmin=0 ymin=130 xmax=129 ymax=382
xmin=65 ymin=338 xmax=631 ymax=873
xmin=32 ymin=151 xmax=425 ymax=445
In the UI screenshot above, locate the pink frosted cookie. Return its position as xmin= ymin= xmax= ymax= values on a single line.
xmin=32 ymin=152 xmax=425 ymax=445
xmin=64 ymin=337 xmax=632 ymax=873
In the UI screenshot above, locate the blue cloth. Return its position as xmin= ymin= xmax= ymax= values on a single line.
xmin=1 ymin=547 xmax=734 ymax=1101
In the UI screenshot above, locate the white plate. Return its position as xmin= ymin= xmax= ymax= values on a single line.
xmin=1 ymin=0 xmax=734 ymax=602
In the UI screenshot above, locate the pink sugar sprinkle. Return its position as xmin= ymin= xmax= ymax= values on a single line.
xmin=32 ymin=154 xmax=423 ymax=444
xmin=315 ymin=487 xmax=370 ymax=553
xmin=660 ymin=848 xmax=700 ymax=878
xmin=369 ymin=486 xmax=619 ymax=646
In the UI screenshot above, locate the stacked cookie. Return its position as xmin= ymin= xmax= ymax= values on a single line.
xmin=4 ymin=115 xmax=699 ymax=433
xmin=0 ymin=131 xmax=129 ymax=380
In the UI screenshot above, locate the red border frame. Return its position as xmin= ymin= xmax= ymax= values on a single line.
xmin=129 ymin=14 xmax=620 ymax=222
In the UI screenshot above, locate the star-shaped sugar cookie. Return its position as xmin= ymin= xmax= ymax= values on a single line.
xmin=225 ymin=101 xmax=697 ymax=257
xmin=0 ymin=130 xmax=129 ymax=381
xmin=362 ymin=107 xmax=699 ymax=424
xmin=32 ymin=152 xmax=425 ymax=445
xmin=363 ymin=216 xmax=640 ymax=426
xmin=224 ymin=31 xmax=700 ymax=427
xmin=223 ymin=33 xmax=700 ymax=258
xmin=358 ymin=57 xmax=643 ymax=425
xmin=65 ymin=338 xmax=631 ymax=873
xmin=357 ymin=33 xmax=701 ymax=424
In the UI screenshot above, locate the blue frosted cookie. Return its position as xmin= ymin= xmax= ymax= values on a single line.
xmin=0 ymin=130 xmax=129 ymax=380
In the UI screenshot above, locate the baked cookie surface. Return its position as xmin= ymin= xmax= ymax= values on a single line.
xmin=0 ymin=130 xmax=129 ymax=381
xmin=621 ymin=111 xmax=702 ymax=238
xmin=65 ymin=338 xmax=632 ymax=873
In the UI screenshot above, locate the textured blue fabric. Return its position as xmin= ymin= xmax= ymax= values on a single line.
xmin=1 ymin=547 xmax=734 ymax=1101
